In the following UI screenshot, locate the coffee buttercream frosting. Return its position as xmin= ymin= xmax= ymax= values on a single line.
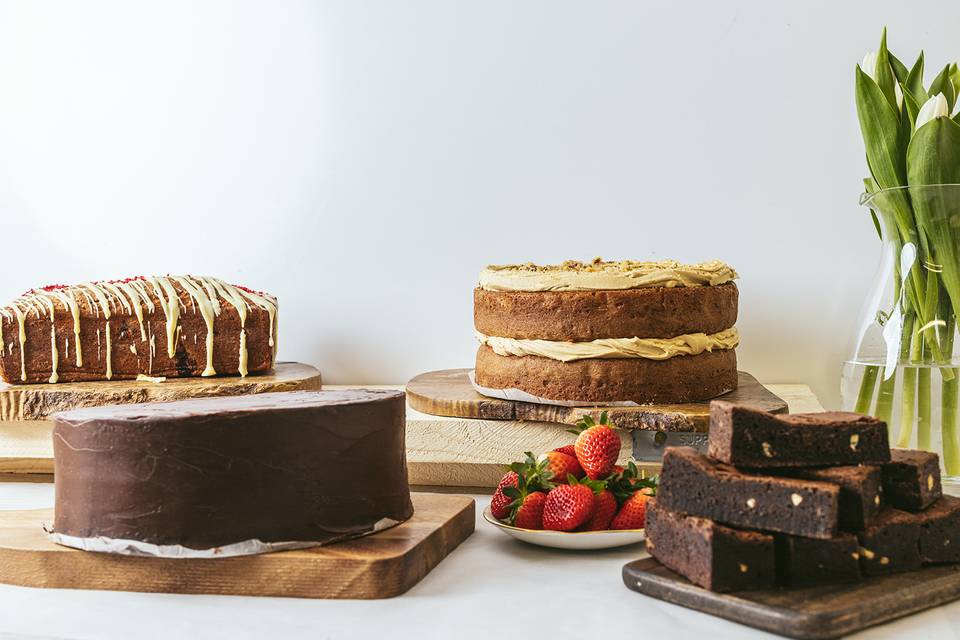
xmin=476 ymin=327 xmax=739 ymax=363
xmin=478 ymin=258 xmax=737 ymax=292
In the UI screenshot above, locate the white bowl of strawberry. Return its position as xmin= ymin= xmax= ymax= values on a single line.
xmin=484 ymin=412 xmax=656 ymax=550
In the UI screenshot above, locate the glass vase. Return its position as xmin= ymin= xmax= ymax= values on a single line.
xmin=842 ymin=185 xmax=960 ymax=483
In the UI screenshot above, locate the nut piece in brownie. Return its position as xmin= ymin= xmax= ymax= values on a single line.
xmin=708 ymin=401 xmax=890 ymax=468
xmin=645 ymin=499 xmax=776 ymax=592
xmin=856 ymin=508 xmax=922 ymax=576
xmin=916 ymin=495 xmax=960 ymax=564
xmin=774 ymin=533 xmax=861 ymax=587
xmin=657 ymin=447 xmax=840 ymax=539
xmin=881 ymin=449 xmax=942 ymax=511
xmin=778 ymin=465 xmax=882 ymax=530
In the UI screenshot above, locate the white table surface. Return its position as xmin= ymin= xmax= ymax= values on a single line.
xmin=2 ymin=485 xmax=960 ymax=640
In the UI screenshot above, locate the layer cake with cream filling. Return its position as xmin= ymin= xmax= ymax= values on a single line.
xmin=473 ymin=259 xmax=739 ymax=404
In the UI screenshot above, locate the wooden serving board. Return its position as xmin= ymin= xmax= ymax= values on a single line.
xmin=623 ymin=557 xmax=960 ymax=640
xmin=0 ymin=493 xmax=474 ymax=599
xmin=0 ymin=361 xmax=321 ymax=476
xmin=407 ymin=369 xmax=787 ymax=431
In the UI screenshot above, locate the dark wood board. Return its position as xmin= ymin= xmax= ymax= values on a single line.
xmin=623 ymin=556 xmax=960 ymax=640
xmin=406 ymin=369 xmax=787 ymax=431
xmin=0 ymin=493 xmax=474 ymax=600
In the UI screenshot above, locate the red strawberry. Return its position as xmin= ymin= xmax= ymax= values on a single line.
xmin=579 ymin=489 xmax=617 ymax=531
xmin=538 ymin=451 xmax=583 ymax=483
xmin=512 ymin=491 xmax=547 ymax=529
xmin=490 ymin=471 xmax=519 ymax=519
xmin=571 ymin=412 xmax=620 ymax=480
xmin=553 ymin=445 xmax=577 ymax=458
xmin=542 ymin=478 xmax=597 ymax=531
xmin=611 ymin=491 xmax=651 ymax=530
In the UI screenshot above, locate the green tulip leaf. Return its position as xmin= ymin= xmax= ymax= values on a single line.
xmin=908 ymin=117 xmax=960 ymax=185
xmin=889 ymin=51 xmax=910 ymax=83
xmin=856 ymin=65 xmax=908 ymax=189
xmin=901 ymin=83 xmax=922 ymax=128
xmin=906 ymin=52 xmax=928 ymax=103
xmin=876 ymin=29 xmax=900 ymax=113
xmin=929 ymin=64 xmax=957 ymax=112
xmin=906 ymin=117 xmax=960 ymax=330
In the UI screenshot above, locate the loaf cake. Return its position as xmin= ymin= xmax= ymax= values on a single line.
xmin=708 ymin=400 xmax=890 ymax=467
xmin=51 ymin=390 xmax=413 ymax=556
xmin=882 ymin=449 xmax=942 ymax=511
xmin=657 ymin=447 xmax=840 ymax=538
xmin=473 ymin=259 xmax=739 ymax=404
xmin=0 ymin=276 xmax=278 ymax=384
xmin=645 ymin=499 xmax=776 ymax=592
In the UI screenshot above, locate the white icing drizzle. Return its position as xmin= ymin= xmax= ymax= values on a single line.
xmin=209 ymin=278 xmax=252 ymax=376
xmin=47 ymin=289 xmax=82 ymax=367
xmin=116 ymin=281 xmax=148 ymax=341
xmin=105 ymin=321 xmax=112 ymax=380
xmin=11 ymin=303 xmax=27 ymax=381
xmin=100 ymin=282 xmax=132 ymax=315
xmin=146 ymin=277 xmax=181 ymax=359
xmin=148 ymin=323 xmax=155 ymax=375
xmin=48 ymin=324 xmax=58 ymax=383
xmin=96 ymin=328 xmax=101 ymax=361
xmin=80 ymin=283 xmax=112 ymax=320
xmin=170 ymin=276 xmax=217 ymax=376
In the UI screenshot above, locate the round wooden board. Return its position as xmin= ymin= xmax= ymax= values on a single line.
xmin=0 ymin=493 xmax=474 ymax=600
xmin=406 ymin=369 xmax=787 ymax=432
xmin=0 ymin=361 xmax=321 ymax=421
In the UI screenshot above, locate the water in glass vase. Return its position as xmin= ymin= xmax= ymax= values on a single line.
xmin=842 ymin=359 xmax=959 ymax=482
xmin=843 ymin=186 xmax=960 ymax=485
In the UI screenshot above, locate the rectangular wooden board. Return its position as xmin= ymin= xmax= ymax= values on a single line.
xmin=0 ymin=383 xmax=823 ymax=487
xmin=623 ymin=557 xmax=960 ymax=640
xmin=0 ymin=493 xmax=474 ymax=600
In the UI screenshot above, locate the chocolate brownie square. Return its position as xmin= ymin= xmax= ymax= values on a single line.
xmin=774 ymin=533 xmax=861 ymax=587
xmin=916 ymin=495 xmax=960 ymax=564
xmin=882 ymin=449 xmax=942 ymax=511
xmin=657 ymin=447 xmax=840 ymax=539
xmin=709 ymin=401 xmax=890 ymax=468
xmin=856 ymin=508 xmax=922 ymax=576
xmin=645 ymin=499 xmax=776 ymax=592
xmin=779 ymin=465 xmax=881 ymax=530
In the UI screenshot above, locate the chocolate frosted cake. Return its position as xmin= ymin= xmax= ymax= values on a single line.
xmin=51 ymin=390 xmax=413 ymax=556
xmin=473 ymin=259 xmax=739 ymax=404
xmin=0 ymin=275 xmax=278 ymax=384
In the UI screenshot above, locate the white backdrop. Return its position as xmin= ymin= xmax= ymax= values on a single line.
xmin=1 ymin=0 xmax=957 ymax=408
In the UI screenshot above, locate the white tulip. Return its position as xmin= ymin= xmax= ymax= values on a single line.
xmin=915 ymin=93 xmax=950 ymax=130
xmin=861 ymin=51 xmax=879 ymax=79
xmin=860 ymin=51 xmax=903 ymax=110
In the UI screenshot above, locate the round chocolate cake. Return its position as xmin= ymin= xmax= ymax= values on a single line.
xmin=473 ymin=259 xmax=740 ymax=404
xmin=51 ymin=390 xmax=414 ymax=556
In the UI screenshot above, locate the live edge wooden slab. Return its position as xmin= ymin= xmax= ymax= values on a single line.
xmin=623 ymin=557 xmax=960 ymax=640
xmin=0 ymin=493 xmax=474 ymax=600
xmin=406 ymin=369 xmax=787 ymax=432
xmin=0 ymin=361 xmax=321 ymax=477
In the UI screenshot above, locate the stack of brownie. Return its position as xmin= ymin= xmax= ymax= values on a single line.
xmin=645 ymin=400 xmax=960 ymax=592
